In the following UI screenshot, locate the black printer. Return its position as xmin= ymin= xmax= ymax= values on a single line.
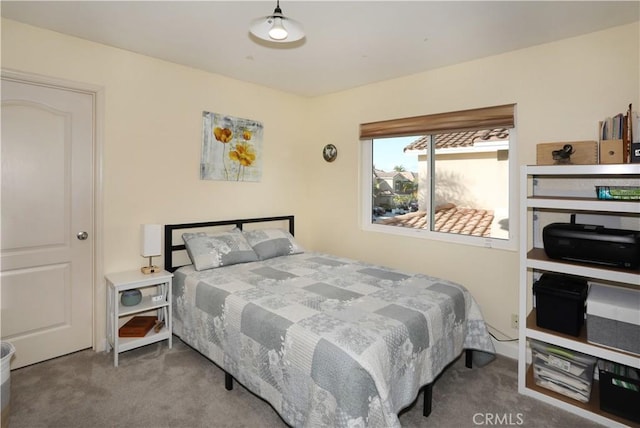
xmin=543 ymin=222 xmax=640 ymax=269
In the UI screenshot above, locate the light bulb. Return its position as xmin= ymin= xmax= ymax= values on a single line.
xmin=268 ymin=17 xmax=288 ymax=40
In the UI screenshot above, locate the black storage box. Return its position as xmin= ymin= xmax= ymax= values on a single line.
xmin=598 ymin=360 xmax=640 ymax=423
xmin=533 ymin=273 xmax=588 ymax=336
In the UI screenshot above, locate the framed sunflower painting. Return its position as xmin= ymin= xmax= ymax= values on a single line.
xmin=201 ymin=111 xmax=263 ymax=182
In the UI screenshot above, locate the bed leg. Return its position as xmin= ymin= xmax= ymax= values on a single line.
xmin=225 ymin=372 xmax=233 ymax=391
xmin=422 ymin=383 xmax=433 ymax=417
xmin=465 ymin=349 xmax=473 ymax=368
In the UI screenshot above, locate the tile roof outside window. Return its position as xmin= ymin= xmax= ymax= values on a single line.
xmin=379 ymin=207 xmax=494 ymax=237
xmin=404 ymin=128 xmax=509 ymax=151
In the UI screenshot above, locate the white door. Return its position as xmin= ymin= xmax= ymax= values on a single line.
xmin=1 ymin=78 xmax=94 ymax=368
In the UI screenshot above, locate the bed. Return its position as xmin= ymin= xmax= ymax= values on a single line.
xmin=164 ymin=215 xmax=495 ymax=427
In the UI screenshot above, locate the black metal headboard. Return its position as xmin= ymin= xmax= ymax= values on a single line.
xmin=163 ymin=215 xmax=295 ymax=272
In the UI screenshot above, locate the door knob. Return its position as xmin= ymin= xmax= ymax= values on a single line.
xmin=77 ymin=231 xmax=89 ymax=240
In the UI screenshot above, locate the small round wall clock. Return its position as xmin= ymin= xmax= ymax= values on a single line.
xmin=322 ymin=144 xmax=337 ymax=162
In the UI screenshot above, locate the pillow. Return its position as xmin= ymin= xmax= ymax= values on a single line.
xmin=242 ymin=228 xmax=304 ymax=260
xmin=182 ymin=229 xmax=258 ymax=271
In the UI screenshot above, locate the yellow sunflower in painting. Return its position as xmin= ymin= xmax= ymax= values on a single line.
xmin=213 ymin=127 xmax=233 ymax=143
xmin=242 ymin=130 xmax=252 ymax=141
xmin=229 ymin=143 xmax=256 ymax=167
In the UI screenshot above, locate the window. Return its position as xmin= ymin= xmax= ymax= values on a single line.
xmin=361 ymin=104 xmax=517 ymax=250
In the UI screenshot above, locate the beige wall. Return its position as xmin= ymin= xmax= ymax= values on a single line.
xmin=1 ymin=19 xmax=312 ymax=349
xmin=299 ymin=22 xmax=639 ymax=340
xmin=2 ymin=18 xmax=638 ymax=351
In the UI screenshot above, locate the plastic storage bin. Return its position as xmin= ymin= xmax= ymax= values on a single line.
xmin=598 ymin=360 xmax=640 ymax=423
xmin=531 ymin=339 xmax=596 ymax=403
xmin=533 ymin=273 xmax=588 ymax=336
xmin=1 ymin=342 xmax=15 ymax=428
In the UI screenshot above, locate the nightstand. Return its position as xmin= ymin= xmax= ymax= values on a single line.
xmin=105 ymin=269 xmax=173 ymax=367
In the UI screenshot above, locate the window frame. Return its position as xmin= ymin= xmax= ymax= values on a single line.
xmin=360 ymin=105 xmax=518 ymax=251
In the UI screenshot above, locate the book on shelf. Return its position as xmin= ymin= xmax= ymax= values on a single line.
xmin=600 ymin=113 xmax=625 ymax=141
xmin=119 ymin=316 xmax=157 ymax=337
xmin=630 ymin=105 xmax=640 ymax=163
xmin=599 ymin=103 xmax=637 ymax=163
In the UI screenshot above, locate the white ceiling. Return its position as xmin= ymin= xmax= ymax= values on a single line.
xmin=2 ymin=1 xmax=638 ymax=97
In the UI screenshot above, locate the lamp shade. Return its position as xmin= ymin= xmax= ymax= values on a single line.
xmin=140 ymin=224 xmax=161 ymax=257
xmin=249 ymin=1 xmax=304 ymax=43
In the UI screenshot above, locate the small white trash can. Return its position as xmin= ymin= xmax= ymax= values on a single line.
xmin=1 ymin=342 xmax=15 ymax=428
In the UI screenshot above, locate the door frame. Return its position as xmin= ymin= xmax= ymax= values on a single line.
xmin=1 ymin=68 xmax=105 ymax=352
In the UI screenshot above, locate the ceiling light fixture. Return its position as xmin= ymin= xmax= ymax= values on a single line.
xmin=249 ymin=0 xmax=304 ymax=43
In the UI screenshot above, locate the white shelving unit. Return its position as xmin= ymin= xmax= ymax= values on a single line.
xmin=106 ymin=269 xmax=173 ymax=367
xmin=518 ymin=164 xmax=640 ymax=427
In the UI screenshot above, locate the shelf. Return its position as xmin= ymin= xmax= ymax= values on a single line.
xmin=520 ymin=165 xmax=639 ymax=427
xmin=117 ymin=325 xmax=171 ymax=353
xmin=526 ymin=196 xmax=640 ymax=213
xmin=118 ymin=295 xmax=168 ymax=317
xmin=526 ymin=248 xmax=640 ymax=284
xmin=105 ymin=270 xmax=172 ymax=289
xmin=106 ymin=269 xmax=173 ymax=366
xmin=525 ymin=312 xmax=640 ymax=368
xmin=524 ymin=366 xmax=639 ymax=428
xmin=525 ymin=164 xmax=640 ymax=176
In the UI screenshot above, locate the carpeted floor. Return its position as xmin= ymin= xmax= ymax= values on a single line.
xmin=6 ymin=336 xmax=603 ymax=428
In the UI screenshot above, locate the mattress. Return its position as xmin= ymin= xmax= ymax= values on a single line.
xmin=172 ymin=251 xmax=495 ymax=427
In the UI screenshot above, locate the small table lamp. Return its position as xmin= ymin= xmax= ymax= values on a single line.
xmin=140 ymin=224 xmax=161 ymax=274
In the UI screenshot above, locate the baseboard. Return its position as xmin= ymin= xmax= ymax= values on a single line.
xmin=491 ymin=338 xmax=534 ymax=365
xmin=492 ymin=338 xmax=519 ymax=360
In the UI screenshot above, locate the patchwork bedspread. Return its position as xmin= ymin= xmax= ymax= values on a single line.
xmin=172 ymin=252 xmax=495 ymax=427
